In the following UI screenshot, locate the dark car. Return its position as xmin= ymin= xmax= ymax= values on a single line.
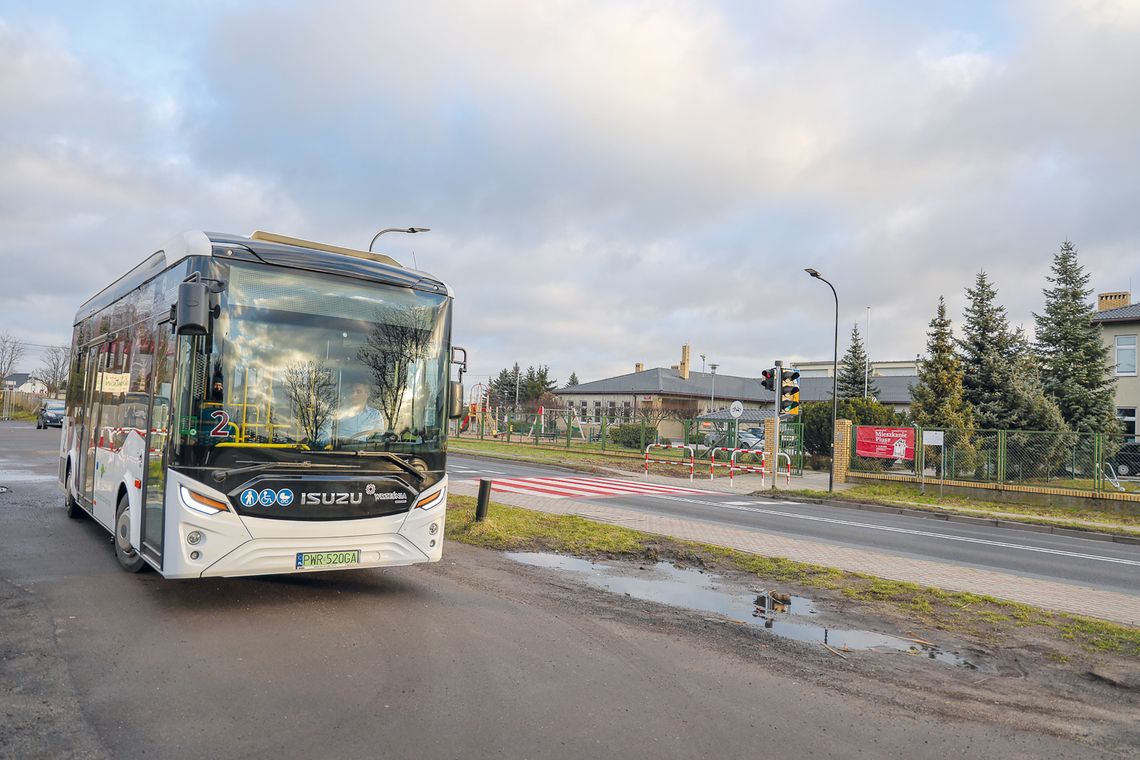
xmin=36 ymin=400 xmax=65 ymax=429
xmin=1108 ymin=442 xmax=1140 ymax=477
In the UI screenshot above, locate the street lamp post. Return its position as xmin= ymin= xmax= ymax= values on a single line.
xmin=864 ymin=306 xmax=870 ymax=399
xmin=368 ymin=227 xmax=430 ymax=252
xmin=709 ymin=363 xmax=718 ymax=413
xmin=805 ymin=268 xmax=839 ymax=493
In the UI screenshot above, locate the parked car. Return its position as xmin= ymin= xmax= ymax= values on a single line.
xmin=1108 ymin=442 xmax=1140 ymax=477
xmin=737 ymin=432 xmax=764 ymax=450
xmin=37 ymin=399 xmax=65 ymax=429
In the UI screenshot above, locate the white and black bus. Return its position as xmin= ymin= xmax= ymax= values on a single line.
xmin=59 ymin=231 xmax=465 ymax=577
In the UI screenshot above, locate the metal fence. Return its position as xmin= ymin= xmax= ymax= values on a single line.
xmin=452 ymin=411 xmax=806 ymax=474
xmin=849 ymin=425 xmax=1140 ymax=496
xmin=0 ymin=390 xmax=44 ymax=420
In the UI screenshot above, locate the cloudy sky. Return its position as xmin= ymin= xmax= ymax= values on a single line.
xmin=2 ymin=0 xmax=1138 ymax=387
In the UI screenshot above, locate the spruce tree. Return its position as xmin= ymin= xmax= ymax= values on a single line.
xmin=1005 ymin=329 xmax=1067 ymax=432
xmin=836 ymin=323 xmax=878 ymax=399
xmin=957 ymin=271 xmax=1012 ymax=429
xmin=910 ymin=298 xmax=974 ymax=432
xmin=1033 ymin=240 xmax=1118 ymax=433
xmin=567 ymin=372 xmax=579 ymax=386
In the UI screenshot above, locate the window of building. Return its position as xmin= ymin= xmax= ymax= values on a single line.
xmin=1118 ymin=407 xmax=1137 ymax=440
xmin=1116 ymin=335 xmax=1136 ymax=375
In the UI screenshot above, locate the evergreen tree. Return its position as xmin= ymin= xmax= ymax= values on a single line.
xmin=1033 ymin=240 xmax=1118 ymax=433
xmin=957 ymin=272 xmax=1068 ymax=433
xmin=520 ymin=365 xmax=557 ymax=406
xmin=567 ymin=372 xmax=579 ymax=386
xmin=957 ymin=271 xmax=1013 ymax=429
xmin=836 ymin=323 xmax=878 ymax=399
xmin=488 ymin=364 xmax=522 ymax=408
xmin=910 ymin=298 xmax=975 ymax=432
xmin=1005 ymin=330 xmax=1067 ymax=432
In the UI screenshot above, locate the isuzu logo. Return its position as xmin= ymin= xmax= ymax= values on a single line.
xmin=299 ymin=490 xmax=408 ymax=505
xmin=301 ymin=492 xmax=363 ymax=505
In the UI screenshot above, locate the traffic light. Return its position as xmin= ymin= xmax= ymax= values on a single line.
xmin=761 ymin=368 xmax=777 ymax=393
xmin=780 ymin=368 xmax=801 ymax=416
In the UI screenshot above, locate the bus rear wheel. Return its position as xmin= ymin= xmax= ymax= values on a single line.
xmin=115 ymin=494 xmax=146 ymax=573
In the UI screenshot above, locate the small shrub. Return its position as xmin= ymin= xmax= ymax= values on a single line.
xmin=609 ymin=424 xmax=656 ymax=449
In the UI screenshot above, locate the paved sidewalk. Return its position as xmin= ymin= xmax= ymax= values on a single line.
xmin=449 ymin=479 xmax=1140 ymax=626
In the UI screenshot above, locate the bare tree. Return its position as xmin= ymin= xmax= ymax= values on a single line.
xmin=34 ymin=345 xmax=69 ymax=396
xmin=357 ymin=306 xmax=434 ymax=430
xmin=636 ymin=397 xmax=699 ymax=426
xmin=283 ymin=360 xmax=337 ymax=446
xmin=0 ymin=332 xmax=26 ymax=381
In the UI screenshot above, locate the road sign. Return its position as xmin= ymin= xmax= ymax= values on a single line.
xmin=729 ymin=401 xmax=744 ymax=419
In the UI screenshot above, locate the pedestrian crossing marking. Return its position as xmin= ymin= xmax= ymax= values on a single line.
xmin=466 ymin=475 xmax=716 ymax=500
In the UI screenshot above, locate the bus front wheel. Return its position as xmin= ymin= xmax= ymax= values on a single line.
xmin=114 ymin=494 xmax=146 ymax=573
xmin=64 ymin=464 xmax=84 ymax=520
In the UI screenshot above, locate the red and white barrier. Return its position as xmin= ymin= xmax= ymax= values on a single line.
xmin=644 ymin=443 xmax=696 ymax=481
xmin=775 ymin=452 xmax=792 ymax=486
xmin=708 ymin=447 xmax=766 ymax=486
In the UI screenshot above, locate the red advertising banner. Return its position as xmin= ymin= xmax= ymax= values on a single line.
xmin=855 ymin=426 xmax=915 ymax=460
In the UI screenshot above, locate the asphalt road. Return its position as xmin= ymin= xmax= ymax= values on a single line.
xmin=0 ymin=423 xmax=1121 ymax=758
xmin=447 ymin=454 xmax=1140 ymax=595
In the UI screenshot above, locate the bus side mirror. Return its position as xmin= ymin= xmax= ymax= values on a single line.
xmin=448 ymin=381 xmax=464 ymax=419
xmin=175 ymin=281 xmax=210 ymax=336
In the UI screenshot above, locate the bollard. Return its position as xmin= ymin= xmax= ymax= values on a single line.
xmin=475 ymin=478 xmax=492 ymax=522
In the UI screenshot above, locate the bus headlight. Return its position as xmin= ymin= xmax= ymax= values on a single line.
xmin=180 ymin=486 xmax=230 ymax=515
xmin=414 ymin=489 xmax=444 ymax=511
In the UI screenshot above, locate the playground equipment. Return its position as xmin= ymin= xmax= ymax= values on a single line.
xmin=460 ymin=383 xmax=491 ymax=435
xmin=707 ymin=447 xmax=766 ymax=486
xmin=525 ymin=405 xmax=588 ymax=442
xmin=644 ymin=443 xmax=696 ymax=481
xmin=1103 ymin=462 xmax=1126 ymax=492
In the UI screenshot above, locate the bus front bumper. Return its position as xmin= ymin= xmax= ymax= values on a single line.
xmin=198 ymin=531 xmax=440 ymax=578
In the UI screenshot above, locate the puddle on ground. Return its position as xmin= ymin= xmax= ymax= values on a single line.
xmin=507 ymin=552 xmax=978 ymax=669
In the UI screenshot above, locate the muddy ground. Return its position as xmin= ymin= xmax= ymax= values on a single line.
xmin=482 ymin=539 xmax=1140 ymax=754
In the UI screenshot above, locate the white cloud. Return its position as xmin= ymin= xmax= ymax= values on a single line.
xmin=1 ymin=1 xmax=1138 ymax=388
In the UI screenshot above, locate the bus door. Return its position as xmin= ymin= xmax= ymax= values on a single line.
xmin=141 ymin=324 xmax=175 ymax=565
xmin=79 ymin=346 xmax=104 ymax=505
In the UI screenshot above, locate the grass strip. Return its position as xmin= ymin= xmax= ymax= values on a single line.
xmin=445 ymin=495 xmax=1140 ymax=658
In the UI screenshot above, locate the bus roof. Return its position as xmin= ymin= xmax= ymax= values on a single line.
xmin=74 ymin=230 xmax=451 ymax=325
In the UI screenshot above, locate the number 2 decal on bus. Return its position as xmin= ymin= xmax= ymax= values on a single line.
xmin=209 ymin=410 xmax=231 ymax=438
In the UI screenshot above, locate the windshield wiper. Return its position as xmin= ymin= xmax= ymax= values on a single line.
xmin=206 ymin=460 xmax=358 ymax=483
xmin=336 ymin=451 xmax=427 ymax=482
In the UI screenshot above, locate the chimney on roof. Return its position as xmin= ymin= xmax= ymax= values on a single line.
xmin=679 ymin=344 xmax=690 ymax=380
xmin=635 ymin=362 xmax=644 ymax=373
xmin=1098 ymin=291 xmax=1131 ymax=311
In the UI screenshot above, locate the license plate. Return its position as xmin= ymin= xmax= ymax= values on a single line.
xmin=295 ymin=550 xmax=361 ymax=570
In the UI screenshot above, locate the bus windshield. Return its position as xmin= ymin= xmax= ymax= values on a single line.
xmin=173 ymin=261 xmax=450 ymax=467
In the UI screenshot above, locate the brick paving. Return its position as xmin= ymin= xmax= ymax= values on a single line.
xmin=449 ymin=479 xmax=1140 ymax=626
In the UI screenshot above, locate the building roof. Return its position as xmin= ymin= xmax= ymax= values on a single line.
xmin=696 ymin=408 xmax=775 ymax=422
xmin=557 ymin=368 xmax=916 ymax=405
xmin=3 ymin=373 xmax=31 ymax=387
xmin=560 ymin=368 xmax=769 ymax=401
xmin=1092 ymin=303 xmax=1140 ymax=324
